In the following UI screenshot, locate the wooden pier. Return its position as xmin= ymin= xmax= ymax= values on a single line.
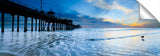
xmin=0 ymin=0 xmax=81 ymax=32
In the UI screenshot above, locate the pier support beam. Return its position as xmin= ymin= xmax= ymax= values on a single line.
xmin=61 ymin=24 xmax=63 ymax=30
xmin=58 ymin=23 xmax=60 ymax=30
xmin=44 ymin=21 xmax=46 ymax=30
xmin=47 ymin=23 xmax=50 ymax=31
xmin=51 ymin=23 xmax=53 ymax=30
xmin=60 ymin=24 xmax=61 ymax=30
xmin=17 ymin=15 xmax=19 ymax=32
xmin=41 ymin=20 xmax=42 ymax=31
xmin=55 ymin=23 xmax=57 ymax=30
xmin=61 ymin=24 xmax=62 ymax=30
xmin=41 ymin=20 xmax=43 ymax=30
xmin=64 ymin=24 xmax=66 ymax=30
xmin=62 ymin=24 xmax=64 ymax=30
xmin=63 ymin=24 xmax=64 ymax=30
xmin=69 ymin=25 xmax=71 ymax=30
xmin=59 ymin=23 xmax=61 ymax=30
xmin=42 ymin=20 xmax=43 ymax=30
xmin=52 ymin=23 xmax=55 ymax=30
xmin=1 ymin=12 xmax=4 ymax=32
xmin=12 ymin=15 xmax=14 ymax=32
xmin=43 ymin=21 xmax=47 ymax=30
xmin=47 ymin=18 xmax=50 ymax=31
xmin=38 ymin=19 xmax=41 ymax=31
xmin=35 ymin=19 xmax=37 ymax=30
xmin=62 ymin=24 xmax=63 ymax=30
xmin=66 ymin=25 xmax=68 ymax=30
xmin=31 ymin=17 xmax=33 ymax=31
xmin=24 ymin=16 xmax=28 ymax=32
xmin=57 ymin=23 xmax=59 ymax=30
xmin=43 ymin=21 xmax=46 ymax=30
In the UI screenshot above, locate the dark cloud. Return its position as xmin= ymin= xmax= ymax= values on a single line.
xmin=56 ymin=11 xmax=129 ymax=28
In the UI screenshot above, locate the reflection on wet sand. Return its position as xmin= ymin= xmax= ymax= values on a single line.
xmin=15 ymin=32 xmax=19 ymax=45
xmin=0 ymin=52 xmax=16 ymax=56
xmin=94 ymin=29 xmax=160 ymax=56
xmin=0 ymin=31 xmax=71 ymax=56
xmin=0 ymin=28 xmax=160 ymax=56
xmin=0 ymin=33 xmax=4 ymax=49
xmin=141 ymin=39 xmax=144 ymax=41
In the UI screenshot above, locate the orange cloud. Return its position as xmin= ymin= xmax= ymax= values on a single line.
xmin=102 ymin=18 xmax=150 ymax=27
xmin=116 ymin=19 xmax=120 ymax=22
xmin=121 ymin=24 xmax=128 ymax=26
xmin=129 ymin=21 xmax=148 ymax=27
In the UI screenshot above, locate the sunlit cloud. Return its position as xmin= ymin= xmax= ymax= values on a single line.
xmin=87 ymin=0 xmax=133 ymax=14
xmin=116 ymin=19 xmax=120 ymax=23
xmin=102 ymin=18 xmax=115 ymax=23
xmin=77 ymin=15 xmax=83 ymax=18
xmin=87 ymin=0 xmax=111 ymax=10
xmin=129 ymin=21 xmax=147 ymax=27
xmin=112 ymin=2 xmax=133 ymax=14
xmin=120 ymin=19 xmax=160 ymax=28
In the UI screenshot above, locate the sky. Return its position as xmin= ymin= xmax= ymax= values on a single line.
xmin=1 ymin=0 xmax=160 ymax=28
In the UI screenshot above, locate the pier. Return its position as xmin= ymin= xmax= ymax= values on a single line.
xmin=0 ymin=0 xmax=81 ymax=32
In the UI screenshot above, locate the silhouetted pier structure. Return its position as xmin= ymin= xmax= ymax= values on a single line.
xmin=0 ymin=0 xmax=81 ymax=32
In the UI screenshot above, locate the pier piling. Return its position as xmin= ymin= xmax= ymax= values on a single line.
xmin=35 ymin=19 xmax=37 ymax=30
xmin=1 ymin=11 xmax=4 ymax=32
xmin=38 ymin=19 xmax=41 ymax=31
xmin=47 ymin=22 xmax=50 ymax=31
xmin=12 ymin=15 xmax=14 ymax=32
xmin=17 ymin=15 xmax=19 ymax=32
xmin=31 ymin=17 xmax=33 ymax=31
xmin=40 ymin=20 xmax=42 ymax=31
xmin=41 ymin=20 xmax=43 ymax=30
xmin=52 ymin=23 xmax=55 ymax=30
xmin=24 ymin=16 xmax=28 ymax=32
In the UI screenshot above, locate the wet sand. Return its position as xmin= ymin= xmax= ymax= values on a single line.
xmin=1 ymin=28 xmax=160 ymax=56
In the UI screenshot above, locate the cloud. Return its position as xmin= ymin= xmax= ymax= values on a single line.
xmin=87 ymin=0 xmax=111 ymax=10
xmin=87 ymin=0 xmax=133 ymax=14
xmin=59 ymin=12 xmax=129 ymax=28
xmin=77 ymin=15 xmax=83 ymax=18
xmin=102 ymin=18 xmax=115 ymax=23
xmin=112 ymin=2 xmax=133 ymax=14
xmin=102 ymin=18 xmax=123 ymax=24
xmin=125 ymin=19 xmax=160 ymax=28
xmin=129 ymin=21 xmax=147 ymax=27
xmin=87 ymin=0 xmax=93 ymax=2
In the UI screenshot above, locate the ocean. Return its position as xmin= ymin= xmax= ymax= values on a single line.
xmin=0 ymin=28 xmax=160 ymax=56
